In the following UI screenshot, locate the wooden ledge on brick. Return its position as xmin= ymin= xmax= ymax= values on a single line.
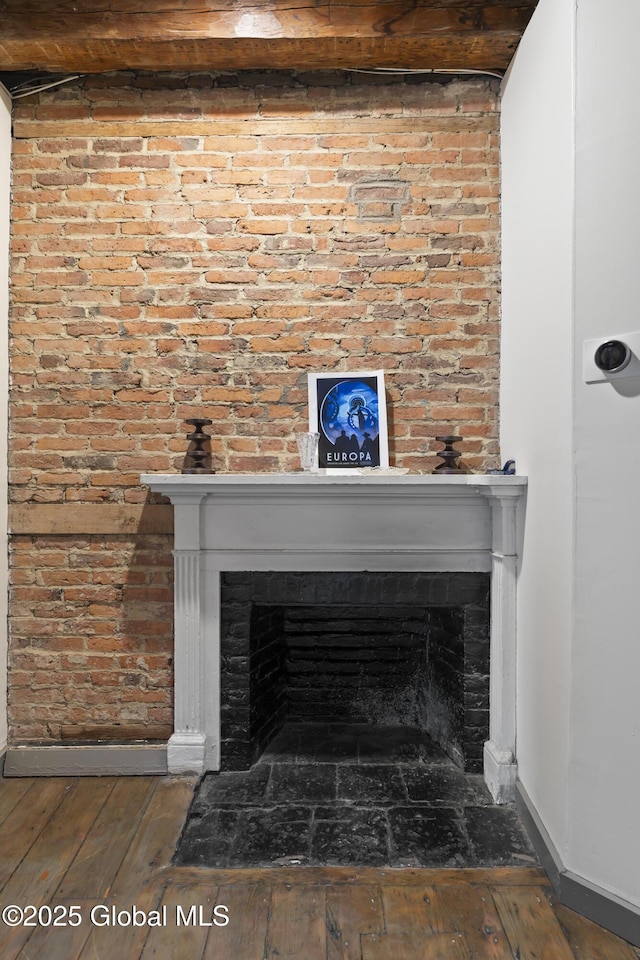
xmin=8 ymin=502 xmax=174 ymax=536
xmin=12 ymin=116 xmax=500 ymax=141
xmin=60 ymin=723 xmax=174 ymax=741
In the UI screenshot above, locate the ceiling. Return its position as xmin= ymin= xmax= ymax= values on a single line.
xmin=0 ymin=1 xmax=539 ymax=90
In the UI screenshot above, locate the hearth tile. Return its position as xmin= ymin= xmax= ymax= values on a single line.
xmin=174 ymin=808 xmax=239 ymax=867
xmin=298 ymin=726 xmax=360 ymax=763
xmin=260 ymin=724 xmax=301 ymax=762
xmin=356 ymin=726 xmax=449 ymax=764
xmin=464 ymin=805 xmax=538 ymax=866
xmin=337 ymin=764 xmax=407 ymax=803
xmin=311 ymin=807 xmax=389 ymax=866
xmin=464 ymin=773 xmax=494 ymax=805
xmin=401 ymin=764 xmax=469 ymax=805
xmin=229 ymin=805 xmax=313 ymax=867
xmin=388 ymin=807 xmax=470 ymax=867
xmin=417 ymin=739 xmax=457 ymax=762
xmin=194 ymin=765 xmax=271 ymax=807
xmin=267 ymin=763 xmax=337 ymax=802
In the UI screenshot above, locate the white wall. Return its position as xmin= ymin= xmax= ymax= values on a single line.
xmin=569 ymin=0 xmax=640 ymax=904
xmin=503 ymin=0 xmax=640 ymax=910
xmin=500 ymin=0 xmax=575 ymax=862
xmin=0 ymin=83 xmax=10 ymax=757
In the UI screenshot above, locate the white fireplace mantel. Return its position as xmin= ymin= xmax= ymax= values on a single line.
xmin=141 ymin=472 xmax=527 ymax=803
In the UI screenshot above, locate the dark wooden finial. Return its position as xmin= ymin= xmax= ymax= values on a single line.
xmin=433 ymin=435 xmax=465 ymax=474
xmin=182 ymin=418 xmax=214 ymax=474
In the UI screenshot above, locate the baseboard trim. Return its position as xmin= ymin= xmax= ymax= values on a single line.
xmin=516 ymin=782 xmax=640 ymax=947
xmin=4 ymin=743 xmax=168 ymax=777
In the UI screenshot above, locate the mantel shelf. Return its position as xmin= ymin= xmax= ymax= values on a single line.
xmin=141 ymin=471 xmax=527 ymax=498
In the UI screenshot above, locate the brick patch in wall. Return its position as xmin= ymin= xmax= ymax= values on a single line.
xmin=349 ymin=176 xmax=410 ymax=221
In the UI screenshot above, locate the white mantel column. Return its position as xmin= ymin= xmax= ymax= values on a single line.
xmin=481 ymin=488 xmax=521 ymax=802
xmin=167 ymin=493 xmax=209 ymax=774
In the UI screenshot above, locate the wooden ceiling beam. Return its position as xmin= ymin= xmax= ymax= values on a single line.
xmin=0 ymin=1 xmax=539 ymax=74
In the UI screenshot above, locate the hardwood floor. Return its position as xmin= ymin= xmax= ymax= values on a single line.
xmin=0 ymin=775 xmax=637 ymax=960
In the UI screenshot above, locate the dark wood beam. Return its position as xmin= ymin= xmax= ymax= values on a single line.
xmin=0 ymin=1 xmax=538 ymax=74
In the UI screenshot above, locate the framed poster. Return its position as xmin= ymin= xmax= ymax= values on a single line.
xmin=308 ymin=370 xmax=389 ymax=471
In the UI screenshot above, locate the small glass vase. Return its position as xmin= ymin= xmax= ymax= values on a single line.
xmin=295 ymin=432 xmax=320 ymax=472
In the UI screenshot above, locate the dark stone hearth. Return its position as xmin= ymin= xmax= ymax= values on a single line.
xmin=178 ymin=808 xmax=238 ymax=867
xmin=175 ymin=723 xmax=537 ymax=869
xmin=267 ymin=764 xmax=336 ymax=803
xmin=230 ymin=807 xmax=313 ymax=868
xmin=312 ymin=808 xmax=390 ymax=867
xmin=402 ymin=763 xmax=475 ymax=805
xmin=195 ymin=765 xmax=271 ymax=807
xmin=465 ymin=806 xmax=535 ymax=865
xmin=355 ymin=726 xmax=446 ymax=764
xmin=337 ymin=764 xmax=406 ymax=803
xmin=389 ymin=807 xmax=469 ymax=867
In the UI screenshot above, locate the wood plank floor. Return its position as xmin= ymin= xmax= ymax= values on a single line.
xmin=0 ymin=775 xmax=637 ymax=960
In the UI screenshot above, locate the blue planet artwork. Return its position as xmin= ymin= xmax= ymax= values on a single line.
xmin=315 ymin=376 xmax=382 ymax=468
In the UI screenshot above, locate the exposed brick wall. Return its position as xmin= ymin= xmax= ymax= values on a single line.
xmin=9 ymin=533 xmax=173 ymax=740
xmin=8 ymin=71 xmax=501 ymax=742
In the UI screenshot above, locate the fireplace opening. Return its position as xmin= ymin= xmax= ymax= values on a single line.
xmin=220 ymin=571 xmax=490 ymax=773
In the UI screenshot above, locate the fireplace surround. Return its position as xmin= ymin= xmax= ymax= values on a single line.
xmin=141 ymin=472 xmax=526 ymax=803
